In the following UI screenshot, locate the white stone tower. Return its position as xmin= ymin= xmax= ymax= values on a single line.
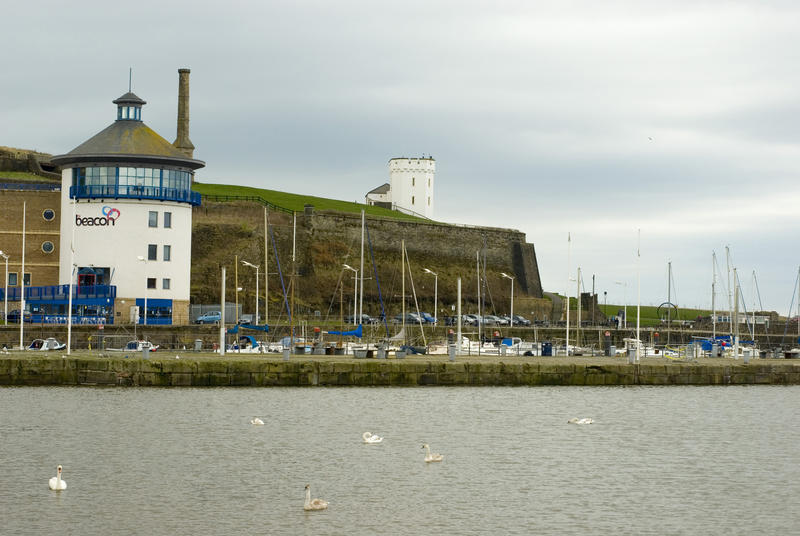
xmin=388 ymin=156 xmax=435 ymax=218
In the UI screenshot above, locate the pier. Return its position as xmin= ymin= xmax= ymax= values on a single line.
xmin=1 ymin=353 xmax=799 ymax=387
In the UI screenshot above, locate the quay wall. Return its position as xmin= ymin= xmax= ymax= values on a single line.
xmin=2 ymin=356 xmax=799 ymax=387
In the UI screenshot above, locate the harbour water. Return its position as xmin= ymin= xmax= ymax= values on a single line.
xmin=1 ymin=385 xmax=798 ymax=535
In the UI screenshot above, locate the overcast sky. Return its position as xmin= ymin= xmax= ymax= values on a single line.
xmin=3 ymin=1 xmax=799 ymax=314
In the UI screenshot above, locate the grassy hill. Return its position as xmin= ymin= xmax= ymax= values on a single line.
xmin=599 ymin=303 xmax=710 ymax=327
xmin=192 ymin=181 xmax=426 ymax=222
xmin=0 ymin=171 xmax=58 ymax=182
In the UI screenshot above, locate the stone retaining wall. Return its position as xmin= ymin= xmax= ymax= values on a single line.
xmin=2 ymin=356 xmax=799 ymax=387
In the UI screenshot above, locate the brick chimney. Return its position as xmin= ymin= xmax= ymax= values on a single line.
xmin=173 ymin=68 xmax=195 ymax=158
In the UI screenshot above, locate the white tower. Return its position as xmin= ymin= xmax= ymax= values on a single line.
xmin=389 ymin=157 xmax=435 ymax=219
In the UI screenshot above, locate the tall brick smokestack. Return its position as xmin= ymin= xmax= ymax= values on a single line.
xmin=173 ymin=68 xmax=195 ymax=158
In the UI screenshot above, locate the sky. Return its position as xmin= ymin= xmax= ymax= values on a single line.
xmin=3 ymin=0 xmax=799 ymax=313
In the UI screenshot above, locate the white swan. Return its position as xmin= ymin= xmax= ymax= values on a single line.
xmin=421 ymin=443 xmax=444 ymax=462
xmin=49 ymin=465 xmax=67 ymax=491
xmin=568 ymin=417 xmax=594 ymax=425
xmin=304 ymin=484 xmax=328 ymax=511
xmin=250 ymin=417 xmax=265 ymax=425
xmin=362 ymin=431 xmax=383 ymax=443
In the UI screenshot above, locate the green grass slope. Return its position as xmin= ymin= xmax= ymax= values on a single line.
xmin=192 ymin=181 xmax=426 ymax=221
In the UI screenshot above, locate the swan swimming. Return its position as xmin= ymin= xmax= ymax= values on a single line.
xmin=49 ymin=465 xmax=67 ymax=491
xmin=568 ymin=418 xmax=594 ymax=425
xmin=362 ymin=432 xmax=383 ymax=443
xmin=304 ymin=484 xmax=328 ymax=511
xmin=421 ymin=443 xmax=444 ymax=462
xmin=250 ymin=417 xmax=265 ymax=425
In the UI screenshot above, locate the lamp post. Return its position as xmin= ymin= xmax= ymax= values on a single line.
xmin=604 ymin=291 xmax=607 ymax=322
xmin=615 ymin=280 xmax=628 ymax=329
xmin=0 ymin=251 xmax=8 ymax=326
xmin=343 ymin=264 xmax=358 ymax=325
xmin=67 ymin=263 xmax=76 ymax=355
xmin=423 ymin=268 xmax=438 ymax=325
xmin=241 ymin=260 xmax=259 ymax=325
xmin=501 ymin=272 xmax=514 ymax=327
xmin=137 ymin=256 xmax=147 ymax=325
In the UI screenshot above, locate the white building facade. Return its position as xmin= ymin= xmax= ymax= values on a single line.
xmin=365 ymin=157 xmax=435 ymax=219
xmin=389 ymin=157 xmax=435 ymax=219
xmin=52 ymin=79 xmax=203 ymax=325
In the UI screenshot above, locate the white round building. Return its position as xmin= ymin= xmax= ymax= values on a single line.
xmin=51 ymin=77 xmax=203 ymax=325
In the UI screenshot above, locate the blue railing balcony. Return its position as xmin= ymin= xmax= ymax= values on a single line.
xmin=70 ymin=185 xmax=201 ymax=206
xmin=1 ymin=284 xmax=116 ymax=302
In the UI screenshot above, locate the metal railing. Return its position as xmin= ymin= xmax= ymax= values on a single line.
xmin=70 ymin=185 xmax=201 ymax=206
xmin=200 ymin=194 xmax=293 ymax=214
xmin=1 ymin=284 xmax=116 ymax=301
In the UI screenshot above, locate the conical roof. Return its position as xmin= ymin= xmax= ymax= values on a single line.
xmin=51 ymin=92 xmax=204 ymax=170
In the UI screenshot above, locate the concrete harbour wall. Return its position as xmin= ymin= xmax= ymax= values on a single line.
xmin=2 ymin=356 xmax=799 ymax=387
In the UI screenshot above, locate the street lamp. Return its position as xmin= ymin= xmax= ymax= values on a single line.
xmin=67 ymin=263 xmax=76 ymax=355
xmin=0 ymin=251 xmax=8 ymax=326
xmin=615 ymin=281 xmax=627 ymax=329
xmin=137 ymin=256 xmax=147 ymax=325
xmin=343 ymin=264 xmax=358 ymax=325
xmin=501 ymin=272 xmax=514 ymax=327
xmin=423 ymin=268 xmax=438 ymax=325
xmin=241 ymin=260 xmax=259 ymax=325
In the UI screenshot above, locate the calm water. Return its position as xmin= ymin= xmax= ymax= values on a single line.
xmin=1 ymin=385 xmax=798 ymax=535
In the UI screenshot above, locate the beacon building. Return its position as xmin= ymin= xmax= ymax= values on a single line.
xmin=51 ymin=69 xmax=203 ymax=325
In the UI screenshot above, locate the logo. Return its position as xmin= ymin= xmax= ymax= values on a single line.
xmin=76 ymin=206 xmax=121 ymax=227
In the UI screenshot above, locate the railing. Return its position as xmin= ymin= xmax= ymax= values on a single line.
xmin=1 ymin=284 xmax=116 ymax=301
xmin=200 ymin=194 xmax=294 ymax=214
xmin=0 ymin=182 xmax=61 ymax=191
xmin=70 ymin=185 xmax=201 ymax=206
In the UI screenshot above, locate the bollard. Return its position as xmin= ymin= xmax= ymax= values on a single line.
xmin=282 ymin=348 xmax=290 ymax=361
xmin=448 ymin=344 xmax=456 ymax=362
xmin=194 ymin=339 xmax=203 ymax=352
xmin=142 ymin=346 xmax=149 ymax=360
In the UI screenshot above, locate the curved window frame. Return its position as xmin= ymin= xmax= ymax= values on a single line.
xmin=70 ymin=165 xmax=198 ymax=205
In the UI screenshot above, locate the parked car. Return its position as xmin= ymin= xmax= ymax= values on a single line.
xmin=482 ymin=314 xmax=508 ymax=326
xmin=195 ymin=311 xmax=222 ymax=324
xmin=462 ymin=314 xmax=481 ymax=326
xmin=392 ymin=312 xmax=423 ymax=324
xmin=344 ymin=314 xmax=376 ymax=324
xmin=501 ymin=314 xmax=531 ymax=326
xmin=420 ymin=312 xmax=437 ymax=324
xmin=7 ymin=310 xmax=32 ymax=323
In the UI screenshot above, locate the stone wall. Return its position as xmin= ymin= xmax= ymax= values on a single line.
xmin=1 ymin=356 xmax=798 ymax=386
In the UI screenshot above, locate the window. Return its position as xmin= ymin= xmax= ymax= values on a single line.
xmin=148 ymin=244 xmax=157 ymax=261
xmin=163 ymin=245 xmax=171 ymax=261
xmin=148 ymin=211 xmax=158 ymax=227
xmin=428 ymin=197 xmax=431 ymax=206
xmin=412 ymin=196 xmax=415 ymax=205
xmin=428 ymin=178 xmax=431 ymax=188
xmin=412 ymin=177 xmax=415 ymax=186
xmin=164 ymin=212 xmax=172 ymax=228
xmin=162 ymin=278 xmax=171 ymax=290
xmin=23 ymin=273 xmax=31 ymax=286
xmin=42 ymin=209 xmax=56 ymax=221
xmin=8 ymin=272 xmax=17 ymax=286
xmin=41 ymin=241 xmax=55 ymax=254
xmin=147 ymin=278 xmax=157 ymax=289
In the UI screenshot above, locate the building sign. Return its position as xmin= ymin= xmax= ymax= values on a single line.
xmin=75 ymin=206 xmax=121 ymax=227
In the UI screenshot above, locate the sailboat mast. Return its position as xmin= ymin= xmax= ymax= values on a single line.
xmin=726 ymin=246 xmax=732 ymax=336
xmin=576 ymin=267 xmax=581 ymax=347
xmin=264 ymin=207 xmax=269 ymax=326
xmin=565 ymin=232 xmax=571 ymax=356
xmin=712 ymin=252 xmax=716 ymax=341
xmin=476 ymin=250 xmax=481 ymax=355
xmin=289 ymin=212 xmax=296 ymax=350
xmin=359 ymin=209 xmax=365 ymax=321
xmin=635 ymin=229 xmax=641 ymax=363
xmin=401 ymin=239 xmax=406 ymax=342
xmin=667 ymin=261 xmax=672 ymax=346
xmin=734 ymin=268 xmax=739 ymax=358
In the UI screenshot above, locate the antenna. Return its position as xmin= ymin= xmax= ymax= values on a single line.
xmin=128 ymin=68 xmax=132 ymax=92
